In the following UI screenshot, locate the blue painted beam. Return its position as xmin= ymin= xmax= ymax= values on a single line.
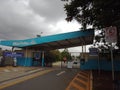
xmin=0 ymin=29 xmax=94 ymax=48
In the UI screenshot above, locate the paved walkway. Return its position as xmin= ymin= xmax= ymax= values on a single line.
xmin=0 ymin=66 xmax=44 ymax=83
xmin=0 ymin=61 xmax=68 ymax=83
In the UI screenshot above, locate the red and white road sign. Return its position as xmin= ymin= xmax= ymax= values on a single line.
xmin=105 ymin=26 xmax=117 ymax=43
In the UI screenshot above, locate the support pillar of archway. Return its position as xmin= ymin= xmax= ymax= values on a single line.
xmin=42 ymin=51 xmax=44 ymax=67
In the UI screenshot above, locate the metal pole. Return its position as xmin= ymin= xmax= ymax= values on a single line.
xmin=82 ymin=45 xmax=83 ymax=58
xmin=98 ymin=51 xmax=100 ymax=74
xmin=25 ymin=47 xmax=28 ymax=66
xmin=42 ymin=51 xmax=44 ymax=67
xmin=61 ymin=59 xmax=62 ymax=69
xmin=12 ymin=46 xmax=14 ymax=52
xmin=85 ymin=45 xmax=86 ymax=53
xmin=111 ymin=46 xmax=114 ymax=80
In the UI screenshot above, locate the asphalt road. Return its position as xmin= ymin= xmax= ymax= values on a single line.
xmin=2 ymin=68 xmax=79 ymax=90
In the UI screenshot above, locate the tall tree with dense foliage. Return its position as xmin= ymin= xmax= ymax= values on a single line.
xmin=62 ymin=0 xmax=120 ymax=49
xmin=50 ymin=50 xmax=61 ymax=62
xmin=45 ymin=50 xmax=61 ymax=63
xmin=61 ymin=48 xmax=72 ymax=61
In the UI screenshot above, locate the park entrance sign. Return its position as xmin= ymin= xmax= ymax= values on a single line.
xmin=3 ymin=52 xmax=24 ymax=57
xmin=0 ymin=29 xmax=94 ymax=50
xmin=0 ymin=29 xmax=94 ymax=67
xmin=89 ymin=48 xmax=98 ymax=56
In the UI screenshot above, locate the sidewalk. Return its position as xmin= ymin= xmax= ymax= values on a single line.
xmin=0 ymin=61 xmax=66 ymax=83
xmin=0 ymin=66 xmax=44 ymax=83
xmin=93 ymin=70 xmax=120 ymax=90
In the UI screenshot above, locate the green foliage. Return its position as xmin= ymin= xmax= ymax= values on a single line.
xmin=62 ymin=0 xmax=120 ymax=29
xmin=0 ymin=48 xmax=2 ymax=56
xmin=45 ymin=50 xmax=61 ymax=62
xmin=50 ymin=50 xmax=61 ymax=62
xmin=62 ymin=0 xmax=120 ymax=49
xmin=60 ymin=48 xmax=72 ymax=61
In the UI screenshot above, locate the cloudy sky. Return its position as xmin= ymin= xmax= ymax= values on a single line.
xmin=0 ymin=0 xmax=81 ymax=40
xmin=0 ymin=0 xmax=89 ymax=52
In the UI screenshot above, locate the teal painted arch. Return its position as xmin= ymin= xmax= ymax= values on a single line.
xmin=0 ymin=29 xmax=94 ymax=48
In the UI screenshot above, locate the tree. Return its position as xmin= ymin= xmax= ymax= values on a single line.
xmin=50 ymin=50 xmax=61 ymax=62
xmin=61 ymin=48 xmax=72 ymax=61
xmin=62 ymin=0 xmax=120 ymax=49
xmin=45 ymin=50 xmax=61 ymax=63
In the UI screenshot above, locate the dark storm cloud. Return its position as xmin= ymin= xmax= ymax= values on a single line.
xmin=0 ymin=0 xmax=47 ymax=40
xmin=0 ymin=0 xmax=82 ymax=52
xmin=0 ymin=0 xmax=79 ymax=41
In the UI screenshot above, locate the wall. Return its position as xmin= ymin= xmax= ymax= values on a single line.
xmin=80 ymin=53 xmax=120 ymax=71
xmin=16 ymin=57 xmax=32 ymax=66
xmin=16 ymin=48 xmax=42 ymax=66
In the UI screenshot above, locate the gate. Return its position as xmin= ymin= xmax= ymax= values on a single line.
xmin=61 ymin=52 xmax=80 ymax=69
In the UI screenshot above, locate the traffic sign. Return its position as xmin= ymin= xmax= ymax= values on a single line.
xmin=105 ymin=26 xmax=117 ymax=43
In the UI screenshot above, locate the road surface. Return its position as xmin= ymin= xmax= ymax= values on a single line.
xmin=2 ymin=68 xmax=79 ymax=90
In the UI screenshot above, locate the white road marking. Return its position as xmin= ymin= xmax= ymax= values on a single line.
xmin=4 ymin=69 xmax=10 ymax=72
xmin=28 ymin=68 xmax=44 ymax=73
xmin=56 ymin=71 xmax=66 ymax=76
xmin=12 ymin=68 xmax=18 ymax=72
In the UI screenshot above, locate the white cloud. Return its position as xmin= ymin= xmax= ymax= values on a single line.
xmin=0 ymin=0 xmax=47 ymax=39
xmin=48 ymin=20 xmax=81 ymax=35
xmin=55 ymin=20 xmax=81 ymax=33
xmin=0 ymin=0 xmax=81 ymax=40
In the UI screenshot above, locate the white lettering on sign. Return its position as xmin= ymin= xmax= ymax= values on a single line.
xmin=13 ymin=40 xmax=36 ymax=46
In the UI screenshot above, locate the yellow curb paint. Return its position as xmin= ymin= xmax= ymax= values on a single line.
xmin=0 ymin=69 xmax=54 ymax=89
xmin=66 ymin=71 xmax=91 ymax=90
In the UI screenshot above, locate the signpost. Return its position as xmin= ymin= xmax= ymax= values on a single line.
xmin=89 ymin=48 xmax=98 ymax=56
xmin=89 ymin=48 xmax=100 ymax=74
xmin=105 ymin=26 xmax=117 ymax=43
xmin=4 ymin=52 xmax=24 ymax=57
xmin=3 ymin=52 xmax=24 ymax=66
xmin=105 ymin=26 xmax=117 ymax=81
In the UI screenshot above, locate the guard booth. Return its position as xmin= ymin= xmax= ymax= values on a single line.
xmin=32 ymin=51 xmax=53 ymax=67
xmin=61 ymin=52 xmax=81 ymax=69
xmin=32 ymin=52 xmax=42 ymax=66
xmin=15 ymin=49 xmax=45 ymax=67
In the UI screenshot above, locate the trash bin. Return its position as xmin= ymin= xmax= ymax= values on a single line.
xmin=1 ymin=56 xmax=5 ymax=66
xmin=13 ymin=57 xmax=17 ymax=67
